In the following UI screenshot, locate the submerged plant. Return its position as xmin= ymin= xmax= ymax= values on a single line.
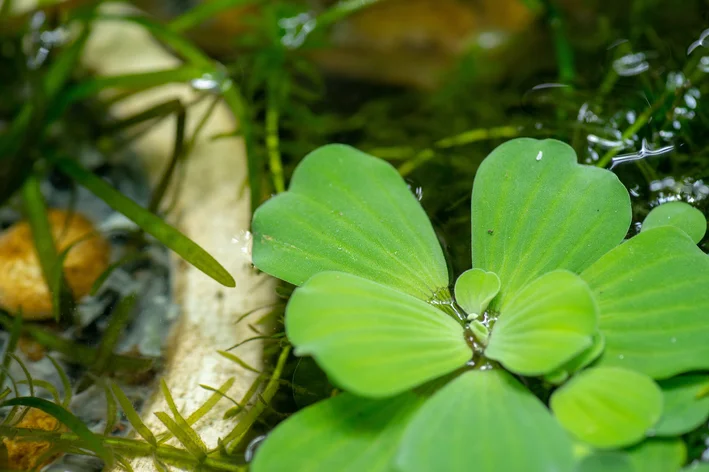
xmin=250 ymin=138 xmax=709 ymax=471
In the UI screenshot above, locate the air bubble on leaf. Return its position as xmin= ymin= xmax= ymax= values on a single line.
xmin=190 ymin=70 xmax=233 ymax=94
xmin=535 ymin=151 xmax=543 ymax=161
xmin=613 ymin=52 xmax=649 ymax=76
xmin=700 ymin=56 xmax=709 ymax=73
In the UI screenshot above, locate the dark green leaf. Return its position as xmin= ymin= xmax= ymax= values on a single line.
xmin=577 ymin=451 xmax=634 ymax=472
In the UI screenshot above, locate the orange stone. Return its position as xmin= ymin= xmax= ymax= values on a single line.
xmin=0 ymin=209 xmax=111 ymax=319
xmin=2 ymin=408 xmax=67 ymax=470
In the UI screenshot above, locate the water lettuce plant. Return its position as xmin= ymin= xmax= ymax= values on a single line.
xmin=250 ymin=138 xmax=709 ymax=471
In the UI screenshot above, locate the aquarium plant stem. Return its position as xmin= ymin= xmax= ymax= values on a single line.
xmin=224 ymin=345 xmax=291 ymax=453
xmin=266 ymin=76 xmax=286 ymax=194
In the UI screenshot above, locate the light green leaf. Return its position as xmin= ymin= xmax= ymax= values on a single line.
xmin=485 ymin=270 xmax=598 ymax=376
xmin=395 ymin=370 xmax=576 ymax=472
xmin=286 ymin=271 xmax=470 ymax=398
xmin=627 ymin=438 xmax=686 ymax=472
xmin=581 ymin=226 xmax=709 ymax=378
xmin=642 ymin=201 xmax=706 ymax=244
xmin=551 ymin=367 xmax=663 ymax=448
xmin=577 ymin=451 xmax=634 ymax=472
xmin=653 ymin=374 xmax=709 ymax=437
xmin=453 ymin=268 xmax=500 ymax=319
xmin=253 ymin=144 xmax=449 ymax=301
xmin=252 ymin=392 xmax=424 ymax=472
xmin=471 ymin=138 xmax=631 ymax=309
xmin=683 ymin=463 xmax=709 ymax=472
xmin=546 ymin=333 xmax=606 ymax=385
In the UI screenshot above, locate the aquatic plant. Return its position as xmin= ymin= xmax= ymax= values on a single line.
xmin=251 ymin=138 xmax=709 ymax=471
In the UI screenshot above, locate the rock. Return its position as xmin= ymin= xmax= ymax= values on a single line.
xmin=0 ymin=209 xmax=111 ymax=320
xmin=2 ymin=407 xmax=67 ymax=470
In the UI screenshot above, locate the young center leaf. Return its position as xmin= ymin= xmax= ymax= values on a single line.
xmin=653 ymin=374 xmax=709 ymax=437
xmin=581 ymin=226 xmax=709 ymax=379
xmin=285 ymin=271 xmax=471 ymax=398
xmin=252 ymin=144 xmax=449 ymax=301
xmin=550 ymin=367 xmax=663 ymax=449
xmin=484 ymin=270 xmax=598 ymax=376
xmin=471 ymin=138 xmax=631 ymax=309
xmin=642 ymin=201 xmax=707 ymax=244
xmin=453 ymin=268 xmax=500 ymax=319
xmin=252 ymin=392 xmax=425 ymax=472
xmin=395 ymin=370 xmax=576 ymax=472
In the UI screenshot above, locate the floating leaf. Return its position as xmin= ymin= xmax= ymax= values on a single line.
xmin=545 ymin=333 xmax=605 ymax=385
xmin=453 ymin=268 xmax=500 ymax=318
xmin=471 ymin=138 xmax=631 ymax=309
xmin=642 ymin=201 xmax=706 ymax=244
xmin=485 ymin=270 xmax=597 ymax=376
xmin=551 ymin=367 xmax=662 ymax=448
xmin=653 ymin=374 xmax=709 ymax=437
xmin=627 ymin=438 xmax=686 ymax=472
xmin=286 ymin=271 xmax=470 ymax=398
xmin=577 ymin=451 xmax=634 ymax=472
xmin=581 ymin=226 xmax=709 ymax=378
xmin=683 ymin=463 xmax=709 ymax=472
xmin=253 ymin=144 xmax=449 ymax=301
xmin=252 ymin=391 xmax=424 ymax=472
xmin=395 ymin=370 xmax=576 ymax=472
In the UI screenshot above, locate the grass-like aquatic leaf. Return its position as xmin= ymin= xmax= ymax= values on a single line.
xmin=395 ymin=370 xmax=576 ymax=472
xmin=0 ymin=396 xmax=114 ymax=465
xmin=53 ymin=157 xmax=235 ymax=287
xmin=111 ymin=381 xmax=157 ymax=447
xmin=253 ymin=144 xmax=449 ymax=301
xmin=581 ymin=226 xmax=709 ymax=378
xmin=252 ymin=391 xmax=425 ymax=472
xmin=551 ymin=367 xmax=662 ymax=448
xmin=285 ymin=271 xmax=470 ymax=398
xmin=471 ymin=138 xmax=631 ymax=309
xmin=653 ymin=374 xmax=709 ymax=436
xmin=641 ymin=201 xmax=707 ymax=244
xmin=485 ymin=270 xmax=597 ymax=376
xmin=453 ymin=268 xmax=500 ymax=318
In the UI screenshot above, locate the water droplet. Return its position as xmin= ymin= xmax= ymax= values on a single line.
xmin=618 ymin=354 xmax=625 ymax=360
xmin=610 ymin=139 xmax=674 ymax=169
xmin=245 ymin=435 xmax=268 ymax=462
xmin=190 ymin=70 xmax=232 ymax=94
xmin=279 ymin=12 xmax=317 ymax=49
xmin=535 ymin=151 xmax=543 ymax=161
xmin=613 ymin=52 xmax=649 ymax=77
xmin=670 ymin=337 xmax=677 ymax=343
xmin=688 ymin=28 xmax=709 ymax=55
xmin=231 ymin=230 xmax=253 ymax=261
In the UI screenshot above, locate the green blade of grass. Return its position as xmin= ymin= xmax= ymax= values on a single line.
xmin=21 ymin=174 xmax=72 ymax=321
xmin=169 ymin=0 xmax=259 ymax=32
xmin=156 ymin=380 xmax=208 ymax=460
xmin=46 ymin=354 xmax=72 ymax=408
xmin=0 ymin=313 xmax=22 ymax=389
xmin=53 ymin=157 xmax=235 ymax=287
xmin=111 ymin=381 xmax=158 ymax=447
xmin=20 ymin=379 xmax=60 ymax=405
xmin=8 ymin=353 xmax=34 ymax=397
xmin=217 ymin=350 xmax=259 ymax=373
xmin=0 ymin=396 xmax=114 ymax=465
